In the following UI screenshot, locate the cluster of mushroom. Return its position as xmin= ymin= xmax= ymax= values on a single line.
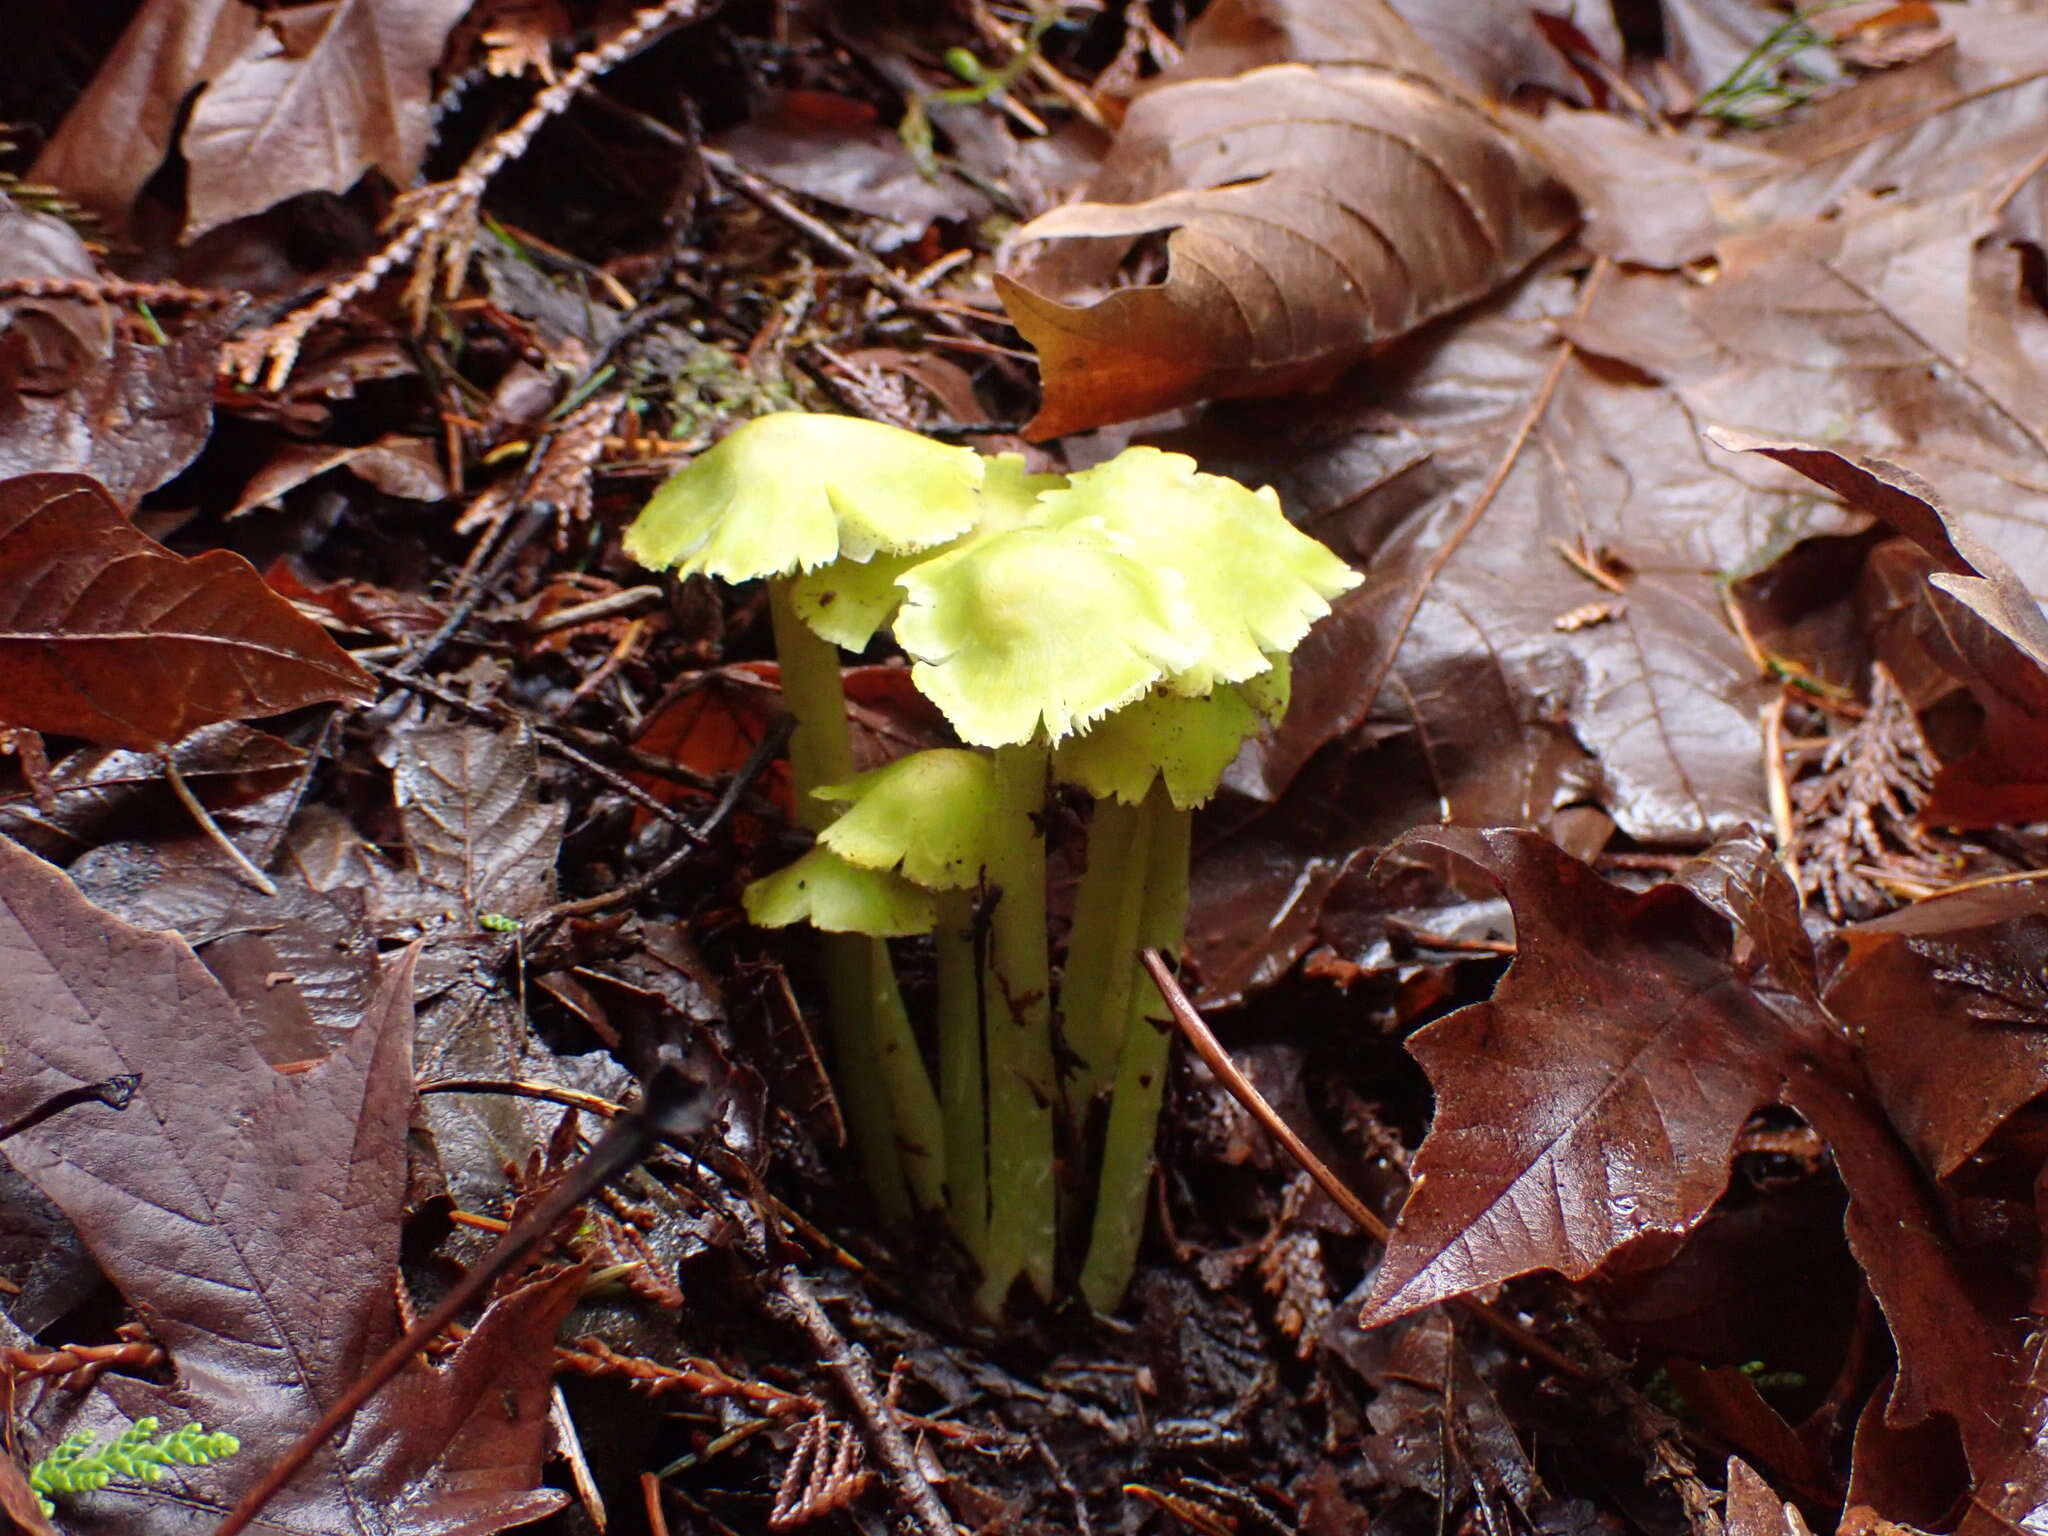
xmin=625 ymin=413 xmax=1359 ymax=1313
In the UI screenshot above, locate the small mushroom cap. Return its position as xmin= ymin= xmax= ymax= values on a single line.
xmin=790 ymin=453 xmax=1067 ymax=650
xmin=1035 ymin=448 xmax=1361 ymax=693
xmin=894 ymin=524 xmax=1202 ymax=747
xmin=623 ymin=413 xmax=985 ymax=582
xmin=743 ymin=844 xmax=935 ymax=935
xmin=1053 ymin=661 xmax=1291 ymax=808
xmin=815 ymin=748 xmax=995 ymax=889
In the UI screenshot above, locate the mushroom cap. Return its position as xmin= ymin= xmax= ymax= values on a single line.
xmin=623 ymin=413 xmax=985 ymax=583
xmin=789 ymin=453 xmax=1065 ymax=650
xmin=1034 ymin=448 xmax=1361 ymax=694
xmin=1053 ymin=661 xmax=1291 ymax=808
xmin=894 ymin=523 xmax=1202 ymax=747
xmin=815 ymin=748 xmax=995 ymax=889
xmin=743 ymin=844 xmax=935 ymax=935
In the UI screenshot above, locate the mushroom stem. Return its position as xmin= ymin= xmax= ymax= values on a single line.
xmin=1078 ymin=783 xmax=1191 ymax=1312
xmin=935 ymin=887 xmax=988 ymax=1265
xmin=768 ymin=578 xmax=943 ymax=1217
xmin=821 ymin=938 xmax=913 ymax=1221
xmin=766 ymin=578 xmax=857 ymax=827
xmin=977 ymin=738 xmax=1059 ymax=1309
xmin=1057 ymin=795 xmax=1150 ymax=1116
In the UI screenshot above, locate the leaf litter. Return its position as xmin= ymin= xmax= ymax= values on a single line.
xmin=17 ymin=0 xmax=2048 ymax=1530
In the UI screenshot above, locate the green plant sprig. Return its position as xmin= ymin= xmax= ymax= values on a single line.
xmin=30 ymin=1418 xmax=242 ymax=1516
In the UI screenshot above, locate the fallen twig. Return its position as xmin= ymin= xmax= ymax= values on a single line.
xmin=679 ymin=1162 xmax=960 ymax=1536
xmin=1139 ymin=950 xmax=1586 ymax=1382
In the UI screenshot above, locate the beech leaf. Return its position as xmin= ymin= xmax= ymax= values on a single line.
xmin=998 ymin=61 xmax=1576 ymax=437
xmin=0 ymin=474 xmax=374 ymax=749
xmin=28 ymin=0 xmax=262 ymax=227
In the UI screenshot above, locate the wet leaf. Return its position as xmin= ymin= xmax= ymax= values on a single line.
xmin=1823 ymin=884 xmax=2048 ymax=1179
xmin=388 ymin=718 xmax=565 ymax=927
xmin=0 ymin=723 xmax=305 ymax=860
xmin=1542 ymin=9 xmax=2048 ymax=267
xmin=1724 ymin=1458 xmax=1816 ymax=1536
xmin=713 ymin=91 xmax=988 ymax=250
xmin=0 ymin=473 xmax=374 ymax=749
xmin=230 ymin=434 xmax=450 ymax=518
xmin=998 ymin=60 xmax=1576 ymax=436
xmin=0 ymin=310 xmax=239 ymax=511
xmin=1359 ymin=828 xmax=1790 ymax=1325
xmin=0 ymin=837 xmax=577 ymax=1533
xmin=1195 ymin=266 xmax=1784 ymax=844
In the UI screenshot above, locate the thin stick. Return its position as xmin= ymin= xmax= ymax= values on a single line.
xmin=675 ymin=1161 xmax=958 ymax=1536
xmin=524 ymin=713 xmax=791 ymax=931
xmin=1761 ymin=693 xmax=1800 ymax=886
xmin=524 ymin=584 xmax=664 ymax=634
xmin=416 ymin=1078 xmax=630 ymax=1119
xmin=697 ymin=146 xmax=1029 ymax=390
xmin=1138 ymin=950 xmax=1384 ymax=1241
xmin=641 ymin=1471 xmax=671 ymax=1536
xmin=1138 ymin=951 xmax=1587 ymax=1381
xmin=768 ymin=1263 xmax=959 ymax=1536
xmin=162 ymin=752 xmax=277 ymax=896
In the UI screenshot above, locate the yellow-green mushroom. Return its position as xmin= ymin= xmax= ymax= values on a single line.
xmin=624 ymin=412 xmax=984 ymax=1221
xmin=892 ymin=515 xmax=1201 ymax=1309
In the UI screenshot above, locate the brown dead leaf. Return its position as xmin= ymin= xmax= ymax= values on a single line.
xmin=178 ymin=0 xmax=474 ymax=240
xmin=0 ymin=723 xmax=305 ymax=861
xmin=1544 ymin=8 xmax=2048 ymax=267
xmin=1197 ymin=264 xmax=1783 ymax=843
xmin=230 ymin=434 xmax=450 ymax=518
xmin=1358 ymin=827 xmax=1788 ymax=1326
xmin=388 ymin=718 xmax=566 ymax=927
xmin=714 ymin=92 xmax=989 ymax=251
xmin=0 ymin=841 xmax=578 ymax=1533
xmin=1824 ymin=884 xmax=2048 ymax=1180
xmin=0 ymin=473 xmax=375 ymax=749
xmin=29 ymin=0 xmax=264 ymax=228
xmin=1567 ymin=199 xmax=2048 ymax=580
xmin=998 ymin=59 xmax=1576 ymax=437
xmin=1723 ymin=1457 xmax=1816 ymax=1536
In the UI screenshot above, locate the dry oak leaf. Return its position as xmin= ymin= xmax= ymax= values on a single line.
xmin=0 ymin=473 xmax=374 ymax=749
xmin=997 ymin=61 xmax=1577 ymax=438
xmin=0 ymin=838 xmax=580 ymax=1534
xmin=1358 ymin=827 xmax=1785 ymax=1327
